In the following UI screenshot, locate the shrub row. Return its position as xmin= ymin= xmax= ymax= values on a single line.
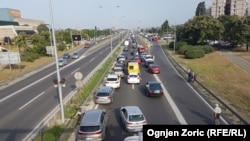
xmin=169 ymin=41 xmax=214 ymax=59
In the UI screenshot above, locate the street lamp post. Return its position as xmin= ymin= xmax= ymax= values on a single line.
xmin=99 ymin=5 xmax=120 ymax=53
xmin=173 ymin=26 xmax=176 ymax=54
xmin=45 ymin=24 xmax=54 ymax=58
xmin=49 ymin=0 xmax=65 ymax=123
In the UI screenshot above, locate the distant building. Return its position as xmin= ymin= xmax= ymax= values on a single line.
xmin=208 ymin=0 xmax=249 ymax=18
xmin=0 ymin=8 xmax=44 ymax=44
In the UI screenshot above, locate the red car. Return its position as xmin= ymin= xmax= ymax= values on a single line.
xmin=133 ymin=56 xmax=141 ymax=64
xmin=148 ymin=64 xmax=160 ymax=74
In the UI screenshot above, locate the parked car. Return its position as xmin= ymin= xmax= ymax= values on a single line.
xmin=127 ymin=73 xmax=141 ymax=84
xmin=58 ymin=59 xmax=67 ymax=67
xmin=76 ymin=109 xmax=108 ymax=141
xmin=63 ymin=53 xmax=71 ymax=59
xmin=145 ymin=81 xmax=164 ymax=97
xmin=120 ymin=106 xmax=147 ymax=132
xmin=94 ymin=86 xmax=114 ymax=104
xmin=104 ymin=73 xmax=121 ymax=89
xmin=148 ymin=64 xmax=160 ymax=74
xmin=72 ymin=52 xmax=80 ymax=59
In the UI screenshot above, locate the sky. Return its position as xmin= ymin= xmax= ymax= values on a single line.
xmin=0 ymin=0 xmax=213 ymax=30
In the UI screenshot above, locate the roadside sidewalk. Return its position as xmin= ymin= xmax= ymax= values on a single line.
xmin=220 ymin=51 xmax=250 ymax=73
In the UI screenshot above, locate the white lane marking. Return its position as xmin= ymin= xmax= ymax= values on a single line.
xmin=71 ymin=68 xmax=80 ymax=75
xmin=132 ymin=84 xmax=134 ymax=89
xmin=90 ymin=57 xmax=95 ymax=62
xmin=0 ymin=71 xmax=56 ymax=103
xmin=153 ymin=74 xmax=187 ymax=125
xmin=19 ymin=92 xmax=45 ymax=110
xmin=0 ymin=55 xmax=88 ymax=103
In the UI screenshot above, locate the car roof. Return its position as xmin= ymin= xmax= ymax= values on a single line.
xmin=122 ymin=106 xmax=143 ymax=115
xmin=80 ymin=109 xmax=105 ymax=126
xmin=97 ymin=86 xmax=113 ymax=93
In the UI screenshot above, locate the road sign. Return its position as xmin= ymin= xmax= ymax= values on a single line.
xmin=74 ymin=72 xmax=83 ymax=80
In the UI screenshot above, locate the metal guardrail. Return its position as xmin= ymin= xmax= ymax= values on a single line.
xmin=22 ymin=36 xmax=125 ymax=141
xmin=161 ymin=43 xmax=250 ymax=125
xmin=137 ymin=35 xmax=249 ymax=125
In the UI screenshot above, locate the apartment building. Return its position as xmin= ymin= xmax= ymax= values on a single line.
xmin=209 ymin=0 xmax=249 ymax=18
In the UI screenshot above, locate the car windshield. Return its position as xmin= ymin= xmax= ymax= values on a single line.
xmin=80 ymin=126 xmax=100 ymax=132
xmin=129 ymin=114 xmax=144 ymax=122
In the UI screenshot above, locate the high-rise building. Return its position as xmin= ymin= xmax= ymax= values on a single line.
xmin=209 ymin=0 xmax=249 ymax=18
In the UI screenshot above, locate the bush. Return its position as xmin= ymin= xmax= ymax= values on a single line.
xmin=185 ymin=48 xmax=205 ymax=59
xmin=21 ymin=52 xmax=40 ymax=62
xmin=201 ymin=45 xmax=214 ymax=54
xmin=178 ymin=45 xmax=192 ymax=55
xmin=169 ymin=41 xmax=187 ymax=51
xmin=57 ymin=44 xmax=66 ymax=51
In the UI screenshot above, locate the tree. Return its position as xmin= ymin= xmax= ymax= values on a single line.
xmin=161 ymin=20 xmax=171 ymax=33
xmin=218 ymin=15 xmax=242 ymax=44
xmin=182 ymin=15 xmax=224 ymax=45
xmin=195 ymin=1 xmax=206 ymax=16
xmin=242 ymin=16 xmax=250 ymax=51
xmin=14 ymin=32 xmax=28 ymax=52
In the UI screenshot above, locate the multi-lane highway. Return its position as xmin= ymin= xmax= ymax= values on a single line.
xmin=0 ymin=36 xmax=122 ymax=141
xmin=95 ymin=36 xmax=217 ymax=141
xmin=0 ymin=33 xmax=219 ymax=141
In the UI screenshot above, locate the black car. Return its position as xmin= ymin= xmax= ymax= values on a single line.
xmin=145 ymin=81 xmax=163 ymax=97
xmin=63 ymin=53 xmax=70 ymax=59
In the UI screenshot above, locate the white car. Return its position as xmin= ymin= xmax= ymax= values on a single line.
xmin=104 ymin=73 xmax=121 ymax=89
xmin=127 ymin=73 xmax=141 ymax=84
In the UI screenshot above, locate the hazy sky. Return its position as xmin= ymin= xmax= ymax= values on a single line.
xmin=0 ymin=0 xmax=213 ymax=30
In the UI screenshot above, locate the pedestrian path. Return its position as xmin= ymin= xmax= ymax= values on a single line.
xmin=221 ymin=51 xmax=250 ymax=73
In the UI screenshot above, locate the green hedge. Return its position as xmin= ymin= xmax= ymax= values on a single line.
xmin=185 ymin=48 xmax=205 ymax=59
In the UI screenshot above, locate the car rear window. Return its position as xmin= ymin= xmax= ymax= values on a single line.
xmin=129 ymin=75 xmax=138 ymax=77
xmin=149 ymin=84 xmax=162 ymax=90
xmin=129 ymin=115 xmax=145 ymax=121
xmin=80 ymin=126 xmax=100 ymax=132
xmin=107 ymin=78 xmax=118 ymax=81
xmin=97 ymin=92 xmax=110 ymax=96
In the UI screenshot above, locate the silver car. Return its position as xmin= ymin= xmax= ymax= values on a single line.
xmin=76 ymin=109 xmax=108 ymax=141
xmin=58 ymin=59 xmax=67 ymax=67
xmin=113 ymin=66 xmax=124 ymax=77
xmin=72 ymin=52 xmax=79 ymax=59
xmin=120 ymin=106 xmax=147 ymax=132
xmin=94 ymin=86 xmax=114 ymax=104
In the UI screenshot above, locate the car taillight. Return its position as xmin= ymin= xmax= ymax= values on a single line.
xmin=78 ymin=130 xmax=102 ymax=135
xmin=126 ymin=121 xmax=133 ymax=125
xmin=142 ymin=120 xmax=147 ymax=124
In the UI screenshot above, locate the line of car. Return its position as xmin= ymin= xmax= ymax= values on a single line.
xmin=58 ymin=52 xmax=80 ymax=67
xmin=76 ymin=35 xmax=163 ymax=141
